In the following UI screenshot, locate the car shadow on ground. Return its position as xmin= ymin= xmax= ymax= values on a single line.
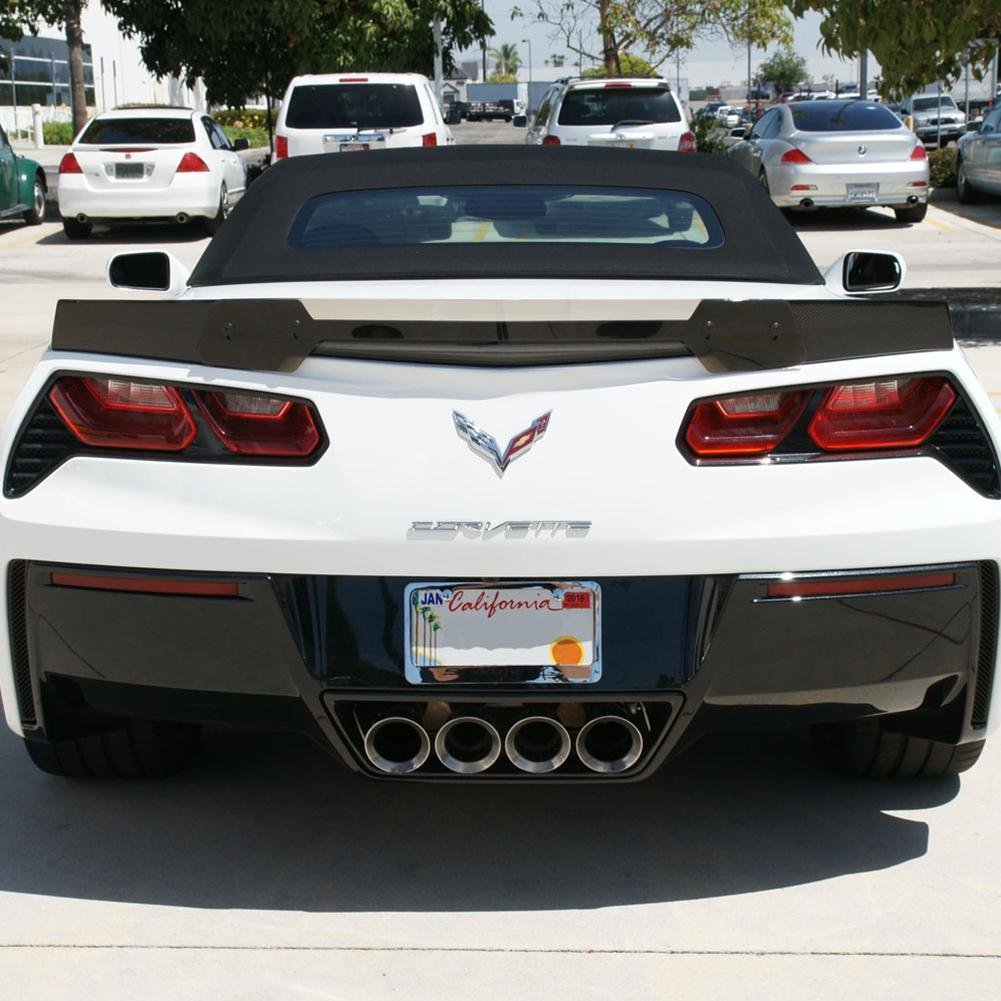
xmin=36 ymin=222 xmax=209 ymax=247
xmin=0 ymin=723 xmax=955 ymax=912
xmin=785 ymin=207 xmax=911 ymax=232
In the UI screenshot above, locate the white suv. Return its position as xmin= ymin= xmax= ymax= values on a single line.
xmin=525 ymin=78 xmax=696 ymax=151
xmin=274 ymin=73 xmax=454 ymax=159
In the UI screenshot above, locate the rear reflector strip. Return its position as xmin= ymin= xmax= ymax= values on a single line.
xmin=766 ymin=571 xmax=956 ymax=599
xmin=50 ymin=572 xmax=239 ymax=597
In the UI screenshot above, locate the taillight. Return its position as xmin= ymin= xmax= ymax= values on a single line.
xmin=685 ymin=390 xmax=810 ymax=456
xmin=176 ymin=152 xmax=209 ymax=173
xmin=909 ymin=144 xmax=928 ymax=160
xmin=275 ymin=135 xmax=289 ymax=159
xmin=808 ymin=377 xmax=956 ymax=450
xmin=422 ymin=132 xmax=438 ymax=147
xmin=193 ymin=390 xmax=320 ymax=457
xmin=678 ymin=131 xmax=697 ymax=153
xmin=48 ymin=377 xmax=197 ymax=451
xmin=780 ymin=147 xmax=812 ymax=164
xmin=542 ymin=135 xmax=561 ymax=146
xmin=59 ymin=153 xmax=82 ymax=174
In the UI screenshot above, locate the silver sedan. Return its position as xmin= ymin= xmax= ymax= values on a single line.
xmin=726 ymin=100 xmax=930 ymax=223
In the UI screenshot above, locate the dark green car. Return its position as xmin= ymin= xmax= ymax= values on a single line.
xmin=0 ymin=126 xmax=46 ymax=225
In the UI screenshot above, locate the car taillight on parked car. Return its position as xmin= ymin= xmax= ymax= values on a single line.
xmin=682 ymin=376 xmax=957 ymax=459
xmin=909 ymin=145 xmax=928 ymax=160
xmin=59 ymin=153 xmax=83 ymax=174
xmin=542 ymin=135 xmax=561 ymax=145
xmin=780 ymin=148 xmax=813 ymax=165
xmin=46 ymin=377 xmax=322 ymax=459
xmin=422 ymin=132 xmax=438 ymax=147
xmin=275 ymin=136 xmax=289 ymax=159
xmin=678 ymin=131 xmax=697 ymax=153
xmin=176 ymin=152 xmax=209 ymax=173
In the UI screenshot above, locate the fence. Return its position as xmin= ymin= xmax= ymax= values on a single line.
xmin=1 ymin=51 xmax=96 ymax=135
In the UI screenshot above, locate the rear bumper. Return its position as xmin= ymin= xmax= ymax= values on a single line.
xmin=768 ymin=160 xmax=929 ymax=208
xmin=10 ymin=561 xmax=996 ymax=781
xmin=56 ymin=174 xmax=220 ymax=220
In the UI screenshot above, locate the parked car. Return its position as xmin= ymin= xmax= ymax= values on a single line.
xmin=525 ymin=77 xmax=696 ymax=151
xmin=956 ymin=104 xmax=1001 ymax=202
xmin=726 ymin=99 xmax=929 ymax=222
xmin=4 ymin=146 xmax=996 ymax=784
xmin=57 ymin=107 xmax=249 ymax=239
xmin=273 ymin=73 xmax=454 ymax=157
xmin=0 ymin=126 xmax=46 ymax=226
xmin=900 ymin=93 xmax=966 ymax=147
xmin=467 ymin=100 xmax=513 ymax=122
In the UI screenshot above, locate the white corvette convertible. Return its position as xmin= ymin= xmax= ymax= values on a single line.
xmin=2 ymin=147 xmax=998 ymax=782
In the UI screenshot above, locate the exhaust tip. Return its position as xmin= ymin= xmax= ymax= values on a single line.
xmin=505 ymin=716 xmax=571 ymax=774
xmin=75 ymin=213 xmax=88 ymax=224
xmin=907 ymin=195 xmax=919 ymax=205
xmin=799 ymin=198 xmax=814 ymax=209
xmin=175 ymin=213 xmax=189 ymax=224
xmin=363 ymin=717 xmax=430 ymax=775
xmin=435 ymin=716 xmax=502 ymax=774
xmin=576 ymin=716 xmax=643 ymax=774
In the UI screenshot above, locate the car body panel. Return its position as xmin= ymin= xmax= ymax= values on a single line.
xmin=0 ymin=127 xmax=44 ymax=218
xmin=957 ymin=106 xmax=1001 ymax=196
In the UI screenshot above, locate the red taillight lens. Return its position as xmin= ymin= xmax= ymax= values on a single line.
xmin=275 ymin=135 xmax=289 ymax=159
xmin=678 ymin=131 xmax=697 ymax=153
xmin=422 ymin=132 xmax=438 ymax=147
xmin=808 ymin=377 xmax=956 ymax=451
xmin=542 ymin=135 xmax=561 ymax=145
xmin=176 ymin=152 xmax=209 ymax=173
xmin=765 ymin=571 xmax=956 ymax=599
xmin=59 ymin=153 xmax=82 ymax=174
xmin=51 ymin=571 xmax=240 ymax=597
xmin=909 ymin=144 xmax=928 ymax=160
xmin=780 ymin=147 xmax=812 ymax=164
xmin=193 ymin=390 xmax=320 ymax=457
xmin=685 ymin=390 xmax=810 ymax=456
xmin=48 ymin=377 xmax=197 ymax=451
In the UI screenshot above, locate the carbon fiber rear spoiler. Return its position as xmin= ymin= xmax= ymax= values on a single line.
xmin=51 ymin=298 xmax=953 ymax=374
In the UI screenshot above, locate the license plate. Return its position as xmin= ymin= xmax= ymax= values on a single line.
xmin=339 ymin=142 xmax=370 ymax=152
xmin=114 ymin=162 xmax=145 ymax=179
xmin=404 ymin=581 xmax=601 ymax=684
xmin=846 ymin=183 xmax=878 ymax=202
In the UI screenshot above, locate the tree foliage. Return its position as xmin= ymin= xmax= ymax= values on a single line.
xmin=488 ymin=41 xmax=520 ymax=74
xmin=756 ymin=47 xmax=809 ymax=94
xmin=581 ymin=51 xmax=656 ymax=77
xmin=788 ymin=1 xmax=1001 ymax=96
xmin=513 ymin=0 xmax=792 ymax=75
xmin=102 ymin=0 xmax=493 ymax=107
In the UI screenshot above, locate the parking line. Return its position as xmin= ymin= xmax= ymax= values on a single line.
xmin=0 ymin=231 xmax=44 ymax=250
xmin=924 ymin=214 xmax=959 ymax=234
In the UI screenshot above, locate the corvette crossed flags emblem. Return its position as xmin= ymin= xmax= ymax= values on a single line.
xmin=452 ymin=410 xmax=551 ymax=475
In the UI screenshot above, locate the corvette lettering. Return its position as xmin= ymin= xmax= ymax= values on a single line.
xmin=410 ymin=520 xmax=591 ymax=534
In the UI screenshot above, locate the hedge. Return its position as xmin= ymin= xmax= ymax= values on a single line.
xmin=42 ymin=121 xmax=75 ymax=145
xmin=928 ymin=147 xmax=956 ymax=188
xmin=221 ymin=124 xmax=270 ymax=148
xmin=213 ymin=107 xmax=271 ymax=129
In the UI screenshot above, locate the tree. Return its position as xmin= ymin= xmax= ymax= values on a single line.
xmin=3 ymin=1 xmax=88 ymax=134
xmin=582 ymin=52 xmax=656 ymax=77
xmin=757 ymin=48 xmax=809 ymax=95
xmin=513 ymin=0 xmax=791 ymax=77
xmin=488 ymin=41 xmax=520 ymax=75
xmin=546 ymin=53 xmax=566 ymax=67
xmin=487 ymin=72 xmax=518 ymax=83
xmin=102 ymin=0 xmax=493 ymax=109
xmin=789 ymin=1 xmax=1001 ymax=96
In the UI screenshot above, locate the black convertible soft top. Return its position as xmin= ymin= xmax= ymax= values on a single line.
xmin=189 ymin=146 xmax=823 ymax=287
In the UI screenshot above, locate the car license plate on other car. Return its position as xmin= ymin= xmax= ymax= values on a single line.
xmin=339 ymin=142 xmax=370 ymax=152
xmin=114 ymin=162 xmax=145 ymax=179
xmin=404 ymin=581 xmax=601 ymax=684
xmin=846 ymin=183 xmax=878 ymax=202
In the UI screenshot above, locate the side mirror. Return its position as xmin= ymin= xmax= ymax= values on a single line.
xmin=824 ymin=250 xmax=905 ymax=294
xmin=512 ymin=114 xmax=528 ymax=128
xmin=107 ymin=251 xmax=190 ymax=294
xmin=731 ymin=127 xmax=747 ymax=139
xmin=232 ymin=137 xmax=250 ymax=152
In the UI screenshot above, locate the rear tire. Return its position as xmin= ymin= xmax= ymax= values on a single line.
xmin=61 ymin=216 xmax=92 ymax=240
xmin=956 ymin=158 xmax=980 ymax=204
xmin=23 ymin=719 xmax=200 ymax=779
xmin=894 ymin=202 xmax=927 ymax=224
xmin=203 ymin=183 xmax=228 ymax=236
xmin=812 ymin=718 xmax=984 ymax=778
xmin=22 ymin=174 xmax=46 ymax=225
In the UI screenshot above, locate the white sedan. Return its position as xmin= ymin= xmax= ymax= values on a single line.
xmin=56 ymin=107 xmax=249 ymax=239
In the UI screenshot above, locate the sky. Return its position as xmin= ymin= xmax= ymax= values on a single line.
xmin=459 ymin=2 xmax=874 ymax=90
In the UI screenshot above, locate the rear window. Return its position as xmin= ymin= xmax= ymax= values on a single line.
xmin=557 ymin=86 xmax=681 ymax=126
xmin=289 ymin=184 xmax=723 ymax=250
xmin=285 ymin=83 xmax=423 ymax=130
xmin=79 ymin=117 xmax=196 ymax=144
xmin=790 ymin=102 xmax=901 ymax=132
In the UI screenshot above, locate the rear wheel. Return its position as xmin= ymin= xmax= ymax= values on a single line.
xmin=894 ymin=202 xmax=927 ymax=224
xmin=61 ymin=216 xmax=92 ymax=240
xmin=203 ymin=183 xmax=229 ymax=236
xmin=23 ymin=719 xmax=200 ymax=779
xmin=956 ymin=158 xmax=980 ymax=204
xmin=23 ymin=174 xmax=46 ymax=225
xmin=758 ymin=168 xmax=770 ymax=195
xmin=813 ymin=718 xmax=984 ymax=778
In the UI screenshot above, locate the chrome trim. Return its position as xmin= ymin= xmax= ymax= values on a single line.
xmin=453 ymin=409 xmax=551 ymax=476
xmin=504 ymin=716 xmax=572 ymax=773
xmin=363 ymin=717 xmax=431 ymax=774
xmin=434 ymin=716 xmax=502 ymax=774
xmin=576 ymin=715 xmax=643 ymax=773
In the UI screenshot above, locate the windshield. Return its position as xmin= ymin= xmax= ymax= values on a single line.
xmin=286 ymin=83 xmax=423 ymax=129
xmin=912 ymin=96 xmax=959 ymax=112
xmin=790 ymin=101 xmax=901 ymax=131
xmin=557 ymin=87 xmax=681 ymax=126
xmin=289 ymin=184 xmax=723 ymax=250
xmin=79 ymin=117 xmax=195 ymax=144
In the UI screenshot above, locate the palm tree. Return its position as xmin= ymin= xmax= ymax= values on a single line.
xmin=489 ymin=43 xmax=521 ymax=76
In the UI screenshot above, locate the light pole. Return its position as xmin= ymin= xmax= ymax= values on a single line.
xmin=521 ymin=37 xmax=533 ymax=113
xmin=480 ymin=0 xmax=487 ymax=82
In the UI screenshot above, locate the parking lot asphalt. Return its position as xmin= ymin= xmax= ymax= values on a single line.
xmin=2 ymin=121 xmax=1001 ymax=998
